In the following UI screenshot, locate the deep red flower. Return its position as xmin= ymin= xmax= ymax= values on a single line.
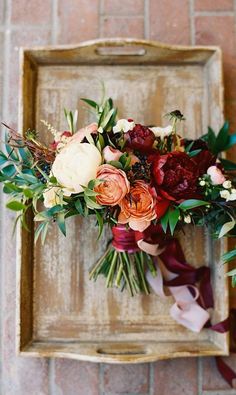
xmin=150 ymin=151 xmax=200 ymax=201
xmin=126 ymin=124 xmax=155 ymax=153
xmin=192 ymin=150 xmax=216 ymax=176
xmin=184 ymin=138 xmax=216 ymax=175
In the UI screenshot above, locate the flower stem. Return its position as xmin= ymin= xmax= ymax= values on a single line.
xmin=106 ymin=250 xmax=118 ymax=288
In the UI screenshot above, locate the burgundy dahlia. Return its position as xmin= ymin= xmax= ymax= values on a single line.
xmin=184 ymin=138 xmax=216 ymax=175
xmin=126 ymin=124 xmax=155 ymax=153
xmin=150 ymin=151 xmax=200 ymax=201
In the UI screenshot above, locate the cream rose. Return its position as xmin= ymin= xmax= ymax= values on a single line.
xmin=52 ymin=142 xmax=102 ymax=195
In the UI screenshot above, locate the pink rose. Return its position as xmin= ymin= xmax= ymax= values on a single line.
xmin=94 ymin=164 xmax=130 ymax=206
xmin=103 ymin=146 xmax=123 ymax=162
xmin=207 ymin=165 xmax=226 ymax=185
xmin=69 ymin=123 xmax=98 ymax=144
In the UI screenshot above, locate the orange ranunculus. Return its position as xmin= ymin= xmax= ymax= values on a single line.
xmin=118 ymin=181 xmax=156 ymax=232
xmin=95 ymin=164 xmax=130 ymax=206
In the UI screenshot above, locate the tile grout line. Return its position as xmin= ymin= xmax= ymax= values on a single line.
xmin=100 ymin=14 xmax=145 ymax=19
xmin=48 ymin=1 xmax=59 ymax=391
xmin=51 ymin=0 xmax=58 ymax=45
xmin=0 ymin=0 xmax=11 ymax=393
xmin=99 ymin=0 xmax=104 ymax=38
xmin=99 ymin=363 xmax=104 ymax=395
xmin=149 ymin=362 xmax=154 ymax=395
xmin=194 ymin=11 xmax=235 ymax=17
xmin=189 ymin=0 xmax=195 ymax=45
xmin=144 ymin=0 xmax=150 ymax=39
xmin=198 ymin=357 xmax=203 ymax=395
xmin=48 ymin=358 xmax=56 ymax=395
xmin=202 ymin=391 xmax=236 ymax=395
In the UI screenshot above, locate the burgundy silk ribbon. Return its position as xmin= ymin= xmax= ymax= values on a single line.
xmin=111 ymin=224 xmax=236 ymax=388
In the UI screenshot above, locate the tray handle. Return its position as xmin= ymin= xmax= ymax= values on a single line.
xmin=96 ymin=344 xmax=148 ymax=357
xmin=95 ymin=45 xmax=147 ymax=57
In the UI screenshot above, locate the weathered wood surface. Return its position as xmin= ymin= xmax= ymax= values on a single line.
xmin=17 ymin=38 xmax=228 ymax=363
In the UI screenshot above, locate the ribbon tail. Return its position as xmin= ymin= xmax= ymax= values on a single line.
xmin=216 ymin=357 xmax=236 ymax=388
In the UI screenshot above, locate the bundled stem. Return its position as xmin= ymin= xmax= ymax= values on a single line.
xmin=89 ymin=247 xmax=157 ymax=296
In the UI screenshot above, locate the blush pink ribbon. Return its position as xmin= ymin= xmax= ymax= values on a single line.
xmin=141 ymin=240 xmax=210 ymax=332
xmin=112 ymin=224 xmax=215 ymax=332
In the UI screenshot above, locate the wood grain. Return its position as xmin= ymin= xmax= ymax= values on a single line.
xmin=16 ymin=38 xmax=228 ymax=363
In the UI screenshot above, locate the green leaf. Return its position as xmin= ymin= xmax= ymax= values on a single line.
xmin=35 ymin=222 xmax=47 ymax=244
xmin=49 ymin=176 xmax=58 ymax=184
xmin=215 ymin=121 xmax=229 ymax=152
xmin=225 ymin=133 xmax=236 ymax=150
xmin=168 ymin=208 xmax=180 ymax=235
xmin=207 ymin=126 xmax=216 ymax=153
xmin=3 ymin=182 xmax=22 ymax=193
xmin=106 ymin=108 xmax=117 ymax=131
xmin=179 ymin=199 xmax=208 ymax=211
xmin=0 ymin=152 xmax=8 ymax=166
xmin=81 ymin=98 xmax=99 ymax=110
xmin=18 ymin=147 xmax=33 ymax=164
xmin=56 ymin=212 xmax=66 ymax=236
xmin=75 ymin=198 xmax=84 ymax=215
xmin=6 ymin=201 xmax=26 ymax=211
xmin=160 ymin=209 xmax=169 ymax=233
xmin=218 ymin=217 xmax=235 ymax=238
xmin=23 ymin=188 xmax=34 ymax=198
xmin=34 ymin=211 xmax=52 ymax=221
xmin=185 ymin=141 xmax=194 ymax=153
xmin=232 ymin=275 xmax=236 ymax=287
xmin=119 ymin=153 xmax=128 ymax=166
xmin=87 ymin=179 xmax=102 ymax=190
xmin=100 ymin=108 xmax=115 ymax=130
xmin=96 ymin=211 xmax=104 ymax=240
xmin=47 ymin=204 xmax=64 ymax=216
xmin=222 ymin=248 xmax=236 ymax=263
xmin=220 ymin=158 xmax=236 ymax=171
xmin=108 ymin=160 xmax=123 ymax=169
xmin=84 ymin=188 xmax=98 ymax=197
xmin=1 ymin=164 xmax=16 ymax=177
xmin=84 ymin=195 xmax=102 ymax=210
xmin=41 ymin=221 xmax=49 ymax=244
xmin=18 ymin=172 xmax=38 ymax=184
xmin=188 ymin=149 xmax=202 ymax=157
xmin=226 ymin=268 xmax=236 ymax=277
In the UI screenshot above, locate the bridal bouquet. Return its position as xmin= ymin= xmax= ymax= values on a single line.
xmin=1 ymin=96 xmax=236 ymax=299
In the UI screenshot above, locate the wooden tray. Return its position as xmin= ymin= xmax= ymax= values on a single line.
xmin=17 ymin=39 xmax=229 ymax=363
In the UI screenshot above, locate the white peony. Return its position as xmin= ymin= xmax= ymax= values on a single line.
xmin=113 ymin=119 xmax=135 ymax=134
xmin=52 ymin=142 xmax=102 ymax=195
xmin=43 ymin=187 xmax=62 ymax=208
xmin=150 ymin=125 xmax=173 ymax=140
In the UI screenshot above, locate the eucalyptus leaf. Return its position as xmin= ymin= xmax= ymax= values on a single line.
xmin=222 ymin=248 xmax=236 ymax=263
xmin=6 ymin=201 xmax=26 ymax=211
xmin=56 ymin=212 xmax=66 ymax=236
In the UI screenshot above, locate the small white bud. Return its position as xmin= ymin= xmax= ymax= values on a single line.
xmin=220 ymin=190 xmax=231 ymax=200
xmin=223 ymin=180 xmax=232 ymax=189
xmin=199 ymin=180 xmax=206 ymax=186
xmin=229 ymin=193 xmax=236 ymax=201
xmin=184 ymin=215 xmax=191 ymax=224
